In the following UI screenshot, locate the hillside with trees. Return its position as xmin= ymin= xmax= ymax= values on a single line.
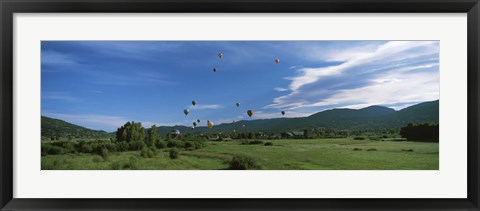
xmin=41 ymin=116 xmax=112 ymax=141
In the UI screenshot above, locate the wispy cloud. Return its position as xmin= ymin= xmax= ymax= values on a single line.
xmin=265 ymin=41 xmax=439 ymax=110
xmin=41 ymin=50 xmax=78 ymax=66
xmin=78 ymin=42 xmax=183 ymax=61
xmin=42 ymin=92 xmax=80 ymax=102
xmin=189 ymin=104 xmax=224 ymax=110
xmin=274 ymin=87 xmax=289 ymax=92
xmin=249 ymin=110 xmax=313 ymax=119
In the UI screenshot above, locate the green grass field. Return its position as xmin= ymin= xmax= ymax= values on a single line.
xmin=41 ymin=138 xmax=439 ymax=170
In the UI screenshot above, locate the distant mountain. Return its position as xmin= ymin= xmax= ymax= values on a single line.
xmin=42 ymin=100 xmax=439 ymax=137
xmin=41 ymin=116 xmax=112 ymax=140
xmin=154 ymin=100 xmax=439 ymax=134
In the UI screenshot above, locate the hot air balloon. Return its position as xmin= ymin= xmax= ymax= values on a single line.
xmin=183 ymin=109 xmax=189 ymax=116
xmin=275 ymin=58 xmax=280 ymax=64
xmin=218 ymin=53 xmax=223 ymax=59
xmin=197 ymin=119 xmax=200 ymax=123
xmin=213 ymin=67 xmax=217 ymax=72
xmin=281 ymin=111 xmax=285 ymax=115
xmin=192 ymin=100 xmax=197 ymax=106
xmin=193 ymin=122 xmax=197 ymax=127
xmin=236 ymin=102 xmax=240 ymax=107
xmin=247 ymin=110 xmax=254 ymax=117
xmin=207 ymin=120 xmax=214 ymax=128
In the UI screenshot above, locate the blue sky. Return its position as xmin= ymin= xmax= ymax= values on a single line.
xmin=41 ymin=41 xmax=439 ymax=131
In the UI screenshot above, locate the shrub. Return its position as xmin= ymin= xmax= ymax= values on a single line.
xmin=193 ymin=141 xmax=205 ymax=149
xmin=228 ymin=155 xmax=260 ymax=170
xmin=353 ymin=148 xmax=362 ymax=151
xmin=100 ymin=148 xmax=110 ymax=160
xmin=140 ymin=147 xmax=156 ymax=158
xmin=92 ymin=156 xmax=102 ymax=163
xmin=79 ymin=144 xmax=93 ymax=153
xmin=184 ymin=141 xmax=195 ymax=150
xmin=116 ymin=142 xmax=129 ymax=152
xmin=366 ymin=148 xmax=377 ymax=151
xmin=167 ymin=140 xmax=178 ymax=148
xmin=264 ymin=142 xmax=273 ymax=146
xmin=241 ymin=140 xmax=264 ymax=145
xmin=400 ymin=123 xmax=439 ymax=142
xmin=155 ymin=141 xmax=166 ymax=149
xmin=129 ymin=141 xmax=146 ymax=151
xmin=169 ymin=149 xmax=178 ymax=159
xmin=41 ymin=144 xmax=65 ymax=155
xmin=111 ymin=161 xmax=123 ymax=170
xmin=125 ymin=157 xmax=139 ymax=170
xmin=104 ymin=142 xmax=118 ymax=152
xmin=353 ymin=137 xmax=365 ymax=140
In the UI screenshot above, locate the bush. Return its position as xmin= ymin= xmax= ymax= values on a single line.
xmin=155 ymin=141 xmax=166 ymax=149
xmin=228 ymin=155 xmax=260 ymax=170
xmin=111 ymin=161 xmax=123 ymax=170
xmin=116 ymin=142 xmax=129 ymax=152
xmin=353 ymin=148 xmax=362 ymax=151
xmin=400 ymin=123 xmax=439 ymax=142
xmin=241 ymin=140 xmax=264 ymax=145
xmin=140 ymin=146 xmax=156 ymax=158
xmin=167 ymin=140 xmax=178 ymax=148
xmin=129 ymin=141 xmax=146 ymax=151
xmin=79 ymin=144 xmax=93 ymax=153
xmin=169 ymin=149 xmax=179 ymax=159
xmin=264 ymin=142 xmax=273 ymax=146
xmin=100 ymin=148 xmax=110 ymax=160
xmin=106 ymin=142 xmax=119 ymax=152
xmin=41 ymin=144 xmax=65 ymax=155
xmin=366 ymin=148 xmax=377 ymax=151
xmin=125 ymin=157 xmax=139 ymax=169
xmin=184 ymin=141 xmax=194 ymax=150
xmin=92 ymin=156 xmax=102 ymax=163
xmin=353 ymin=137 xmax=365 ymax=140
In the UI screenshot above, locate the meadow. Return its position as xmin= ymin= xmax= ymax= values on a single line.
xmin=41 ymin=138 xmax=439 ymax=170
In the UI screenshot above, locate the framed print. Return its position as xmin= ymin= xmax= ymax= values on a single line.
xmin=1 ymin=0 xmax=479 ymax=210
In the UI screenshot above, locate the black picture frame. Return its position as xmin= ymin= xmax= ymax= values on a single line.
xmin=1 ymin=0 xmax=479 ymax=210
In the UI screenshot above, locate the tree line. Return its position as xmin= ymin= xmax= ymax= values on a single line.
xmin=400 ymin=123 xmax=439 ymax=142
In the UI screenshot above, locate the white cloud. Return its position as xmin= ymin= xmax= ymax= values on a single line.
xmin=287 ymin=41 xmax=437 ymax=92
xmin=274 ymin=87 xmax=289 ymax=92
xmin=250 ymin=110 xmax=314 ymax=119
xmin=42 ymin=50 xmax=77 ymax=66
xmin=189 ymin=104 xmax=224 ymax=110
xmin=294 ymin=71 xmax=438 ymax=110
xmin=42 ymin=92 xmax=80 ymax=102
xmin=265 ymin=41 xmax=439 ymax=110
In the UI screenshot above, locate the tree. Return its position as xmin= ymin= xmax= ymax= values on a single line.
xmin=115 ymin=121 xmax=146 ymax=143
xmin=147 ymin=125 xmax=158 ymax=146
xmin=400 ymin=123 xmax=439 ymax=142
xmin=304 ymin=129 xmax=310 ymax=139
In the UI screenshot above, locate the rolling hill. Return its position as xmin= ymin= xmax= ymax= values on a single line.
xmin=153 ymin=100 xmax=439 ymax=134
xmin=41 ymin=116 xmax=112 ymax=140
xmin=42 ymin=100 xmax=439 ymax=136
